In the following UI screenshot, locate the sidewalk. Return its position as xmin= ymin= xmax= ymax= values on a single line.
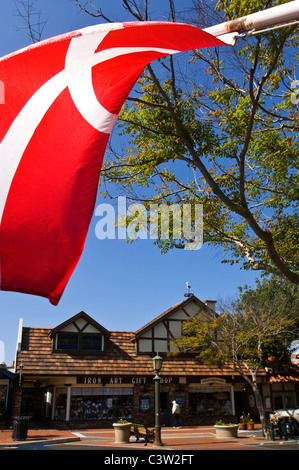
xmin=0 ymin=426 xmax=79 ymax=447
xmin=0 ymin=424 xmax=280 ymax=450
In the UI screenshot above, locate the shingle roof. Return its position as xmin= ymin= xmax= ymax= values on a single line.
xmin=16 ymin=326 xmax=235 ymax=378
xmin=269 ymin=368 xmax=299 ymax=383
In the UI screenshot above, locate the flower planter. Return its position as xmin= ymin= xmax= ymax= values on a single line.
xmin=214 ymin=424 xmax=239 ymax=439
xmin=113 ymin=422 xmax=132 ymax=443
xmin=238 ymin=422 xmax=255 ymax=430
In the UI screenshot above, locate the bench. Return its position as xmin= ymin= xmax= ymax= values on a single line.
xmin=130 ymin=423 xmax=155 ymax=446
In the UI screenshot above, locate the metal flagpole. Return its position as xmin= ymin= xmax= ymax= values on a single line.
xmin=204 ymin=0 xmax=299 ymax=37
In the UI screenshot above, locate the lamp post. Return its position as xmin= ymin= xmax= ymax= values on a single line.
xmin=152 ymin=353 xmax=163 ymax=446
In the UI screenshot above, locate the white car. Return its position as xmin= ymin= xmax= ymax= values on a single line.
xmin=270 ymin=409 xmax=299 ymax=436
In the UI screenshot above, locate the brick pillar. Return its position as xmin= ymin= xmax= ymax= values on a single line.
xmin=11 ymin=382 xmax=22 ymax=421
xmin=134 ymin=383 xmax=154 ymax=426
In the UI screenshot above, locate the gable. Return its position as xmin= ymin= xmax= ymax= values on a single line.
xmin=135 ymin=295 xmax=215 ymax=354
xmin=50 ymin=311 xmax=110 ymax=353
xmin=51 ymin=311 xmax=110 ymax=338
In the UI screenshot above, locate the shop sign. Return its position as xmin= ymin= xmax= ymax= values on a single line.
xmin=77 ymin=375 xmax=177 ymax=385
xmin=200 ymin=378 xmax=226 ymax=385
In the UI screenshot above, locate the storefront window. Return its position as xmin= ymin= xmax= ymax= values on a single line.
xmin=69 ymin=387 xmax=133 ymax=421
xmin=20 ymin=392 xmax=35 ymax=415
xmin=273 ymin=392 xmax=296 ymax=410
xmin=0 ymin=385 xmax=8 ymax=419
xmin=54 ymin=387 xmax=67 ymax=420
xmin=189 ymin=386 xmax=232 ymax=416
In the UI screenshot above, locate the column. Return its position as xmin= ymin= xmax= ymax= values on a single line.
xmin=230 ymin=384 xmax=235 ymax=415
xmin=51 ymin=388 xmax=56 ymax=420
xmin=65 ymin=385 xmax=71 ymax=421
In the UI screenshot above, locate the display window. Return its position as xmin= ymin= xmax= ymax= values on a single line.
xmin=0 ymin=385 xmax=8 ymax=419
xmin=189 ymin=386 xmax=232 ymax=416
xmin=69 ymin=387 xmax=133 ymax=421
xmin=273 ymin=392 xmax=296 ymax=410
xmin=54 ymin=387 xmax=67 ymax=420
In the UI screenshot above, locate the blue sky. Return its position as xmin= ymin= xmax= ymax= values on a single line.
xmin=0 ymin=0 xmax=261 ymax=367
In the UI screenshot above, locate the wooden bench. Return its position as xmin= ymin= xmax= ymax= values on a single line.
xmin=130 ymin=423 xmax=155 ymax=445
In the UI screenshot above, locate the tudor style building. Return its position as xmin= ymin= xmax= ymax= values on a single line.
xmin=11 ymin=294 xmax=299 ymax=427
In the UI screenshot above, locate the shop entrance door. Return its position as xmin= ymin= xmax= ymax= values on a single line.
xmin=234 ymin=391 xmax=247 ymax=419
xmin=160 ymin=392 xmax=170 ymax=426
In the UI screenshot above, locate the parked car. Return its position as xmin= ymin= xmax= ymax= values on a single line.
xmin=270 ymin=409 xmax=299 ymax=436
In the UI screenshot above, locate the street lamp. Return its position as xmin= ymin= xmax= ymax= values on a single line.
xmin=152 ymin=353 xmax=163 ymax=446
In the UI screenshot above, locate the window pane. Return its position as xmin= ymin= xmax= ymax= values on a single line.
xmin=81 ymin=335 xmax=103 ymax=351
xmin=57 ymin=333 xmax=78 ymax=350
xmin=0 ymin=385 xmax=7 ymax=402
xmin=70 ymin=392 xmax=133 ymax=421
xmin=273 ymin=395 xmax=283 ymax=409
xmin=189 ymin=391 xmax=232 ymax=416
xmin=20 ymin=392 xmax=35 ymax=415
xmin=0 ymin=385 xmax=7 ymax=417
xmin=285 ymin=394 xmax=295 ymax=408
xmin=54 ymin=388 xmax=67 ymax=420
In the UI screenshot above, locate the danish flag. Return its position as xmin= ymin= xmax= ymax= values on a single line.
xmin=0 ymin=22 xmax=232 ymax=305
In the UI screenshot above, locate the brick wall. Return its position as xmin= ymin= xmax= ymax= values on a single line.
xmin=11 ymin=382 xmax=22 ymax=420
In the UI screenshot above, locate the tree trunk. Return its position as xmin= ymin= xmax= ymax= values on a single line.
xmin=240 ymin=368 xmax=269 ymax=439
xmin=251 ymin=379 xmax=269 ymax=439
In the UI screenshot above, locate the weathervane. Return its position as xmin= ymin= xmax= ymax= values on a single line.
xmin=184 ymin=282 xmax=193 ymax=298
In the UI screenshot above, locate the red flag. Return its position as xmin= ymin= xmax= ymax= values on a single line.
xmin=0 ymin=22 xmax=232 ymax=305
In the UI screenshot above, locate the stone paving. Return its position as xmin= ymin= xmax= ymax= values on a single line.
xmin=0 ymin=424 xmax=280 ymax=450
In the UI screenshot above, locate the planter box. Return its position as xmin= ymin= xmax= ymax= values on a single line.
xmin=113 ymin=422 xmax=132 ymax=443
xmin=214 ymin=424 xmax=238 ymax=439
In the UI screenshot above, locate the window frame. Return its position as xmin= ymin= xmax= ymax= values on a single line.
xmin=56 ymin=332 xmax=79 ymax=351
xmin=54 ymin=331 xmax=104 ymax=353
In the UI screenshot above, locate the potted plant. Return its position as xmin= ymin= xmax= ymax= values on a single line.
xmin=238 ymin=413 xmax=247 ymax=430
xmin=247 ymin=416 xmax=255 ymax=430
xmin=214 ymin=420 xmax=239 ymax=438
xmin=113 ymin=419 xmax=132 ymax=444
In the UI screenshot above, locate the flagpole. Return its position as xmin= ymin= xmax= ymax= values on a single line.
xmin=204 ymin=0 xmax=299 ymax=37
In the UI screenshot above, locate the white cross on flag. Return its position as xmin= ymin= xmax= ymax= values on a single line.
xmin=0 ymin=21 xmax=232 ymax=305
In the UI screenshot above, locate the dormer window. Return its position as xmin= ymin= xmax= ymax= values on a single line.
xmin=51 ymin=311 xmax=110 ymax=353
xmin=56 ymin=333 xmax=79 ymax=350
xmin=56 ymin=332 xmax=103 ymax=351
xmin=81 ymin=334 xmax=103 ymax=351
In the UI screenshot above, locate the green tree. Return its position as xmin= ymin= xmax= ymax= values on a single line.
xmin=73 ymin=0 xmax=299 ymax=283
xmin=172 ymin=277 xmax=299 ymax=435
xmin=237 ymin=277 xmax=299 ymax=362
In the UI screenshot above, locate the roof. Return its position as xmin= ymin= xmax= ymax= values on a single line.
xmin=14 ymin=296 xmax=270 ymax=379
xmin=16 ymin=326 xmax=235 ymax=378
xmin=269 ymin=375 xmax=299 ymax=383
xmin=269 ymin=368 xmax=299 ymax=383
xmin=0 ymin=368 xmax=15 ymax=380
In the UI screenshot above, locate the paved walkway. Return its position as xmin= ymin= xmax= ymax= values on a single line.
xmin=0 ymin=424 xmax=291 ymax=450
